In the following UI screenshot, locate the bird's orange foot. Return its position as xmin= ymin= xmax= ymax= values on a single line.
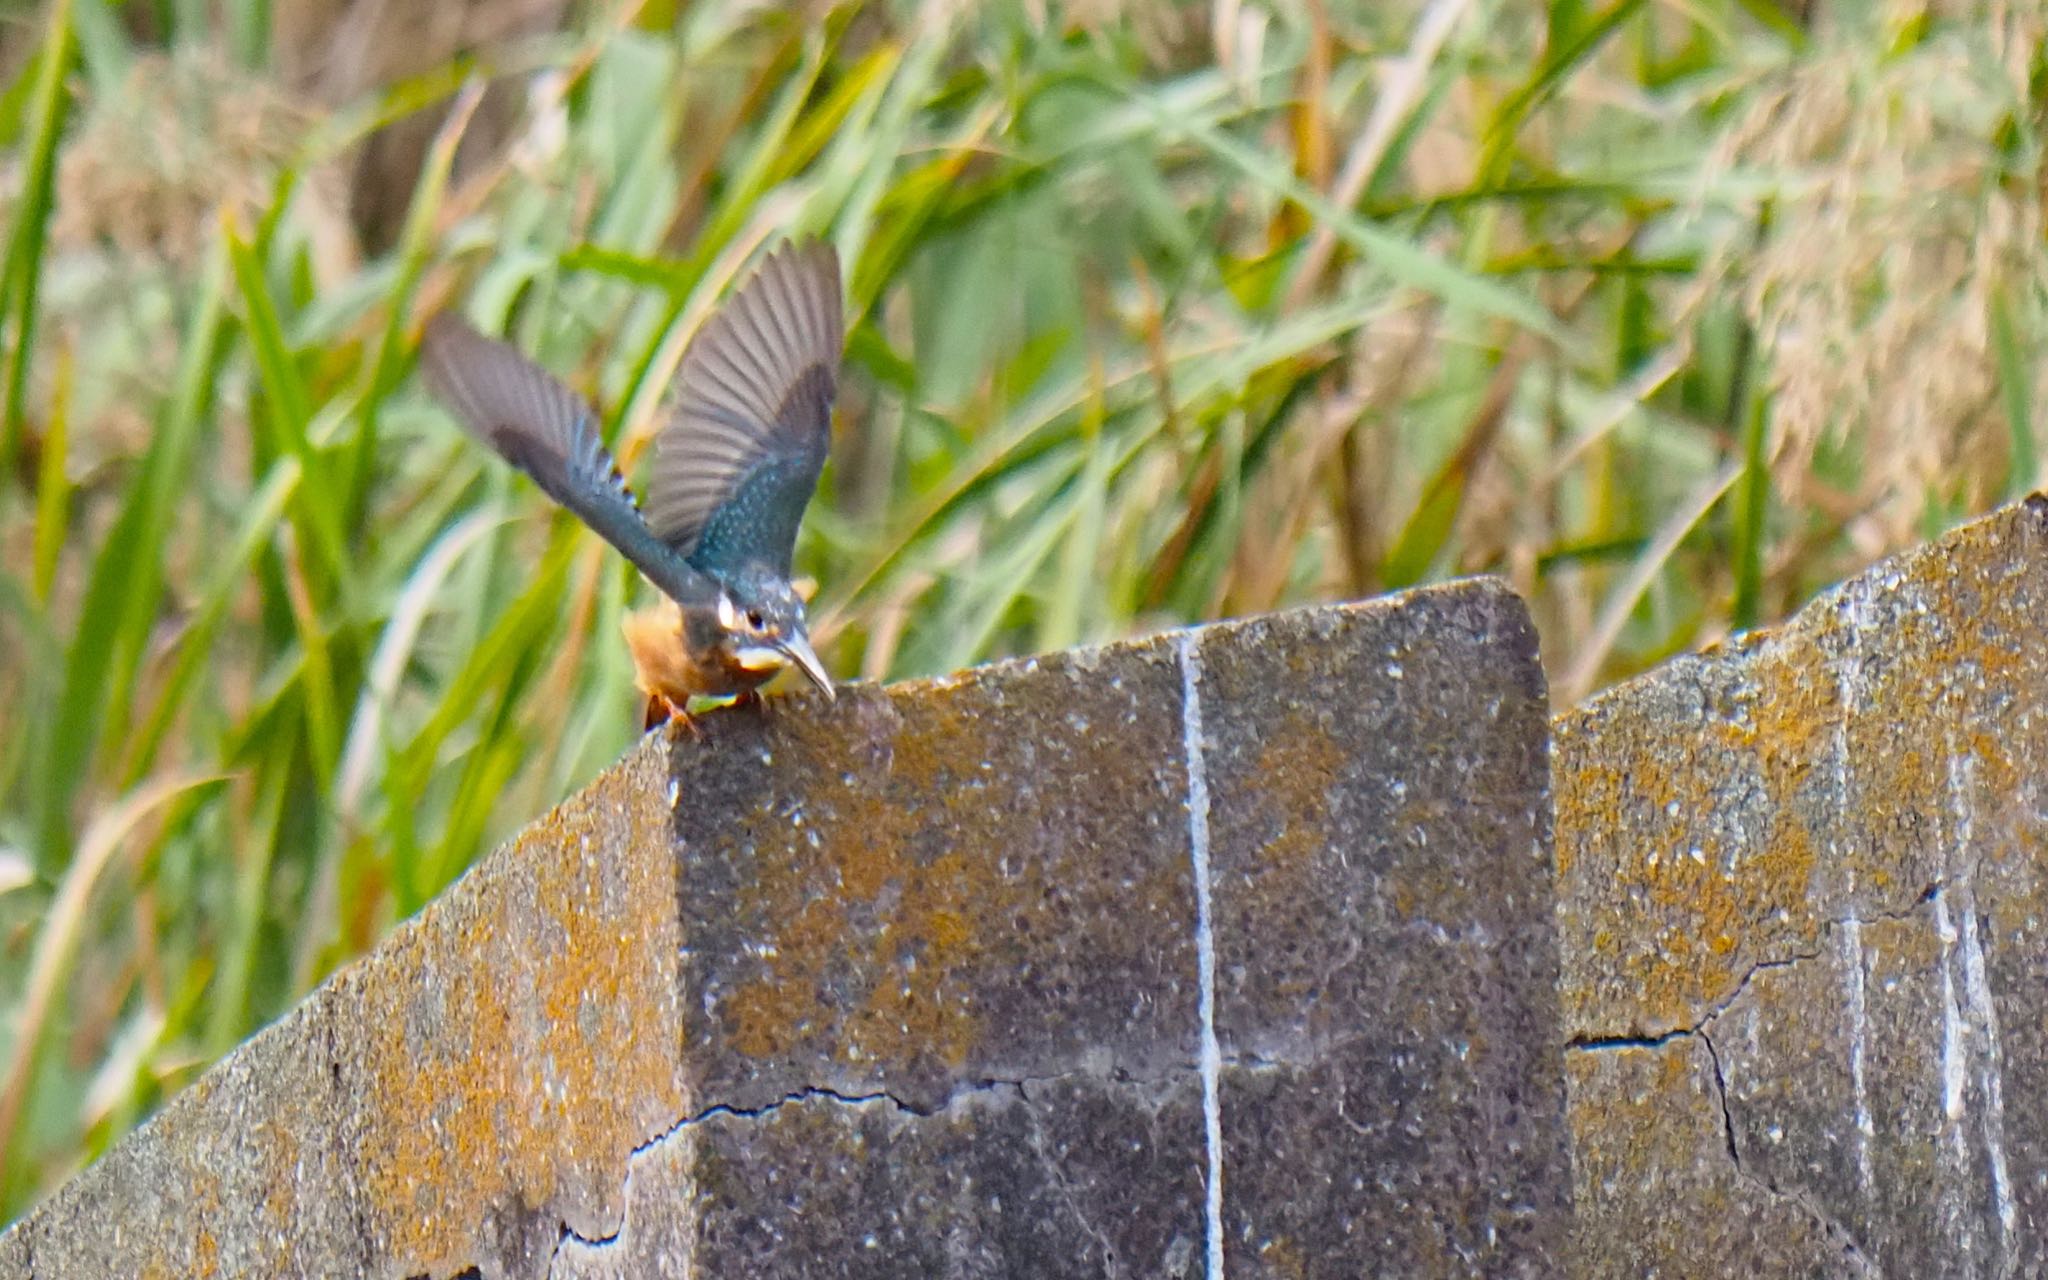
xmin=645 ymin=693 xmax=701 ymax=739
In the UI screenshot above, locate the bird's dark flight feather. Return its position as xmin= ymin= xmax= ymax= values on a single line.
xmin=649 ymin=239 xmax=843 ymax=579
xmin=419 ymin=313 xmax=709 ymax=604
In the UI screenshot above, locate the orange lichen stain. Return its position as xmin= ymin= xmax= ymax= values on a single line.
xmin=1251 ymin=718 xmax=1346 ymax=872
xmin=1389 ymin=879 xmax=1418 ymax=921
xmin=1557 ymin=637 xmax=1836 ymax=1031
xmin=714 ymin=663 xmax=1191 ymax=1080
xmin=349 ymin=741 xmax=686 ymax=1273
xmin=713 ymin=691 xmax=1028 ymax=1075
xmin=1567 ymin=1037 xmax=1743 ymax=1248
xmin=926 ymin=908 xmax=970 ymax=949
xmin=184 ymin=1165 xmax=226 ymax=1276
xmin=1561 ymin=503 xmax=2048 ymax=1038
xmin=1255 ymin=1237 xmax=1309 ymax=1279
xmin=741 ymin=783 xmax=1008 ymax=1072
xmin=259 ymin=1118 xmax=300 ymax=1232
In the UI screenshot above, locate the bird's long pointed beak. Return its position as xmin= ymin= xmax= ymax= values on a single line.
xmin=779 ymin=632 xmax=835 ymax=701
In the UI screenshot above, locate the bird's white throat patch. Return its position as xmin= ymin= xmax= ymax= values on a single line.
xmin=733 ymin=644 xmax=786 ymax=673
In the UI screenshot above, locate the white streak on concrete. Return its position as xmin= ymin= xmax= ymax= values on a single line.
xmin=1840 ymin=914 xmax=1875 ymax=1201
xmin=1935 ymin=888 xmax=1967 ymax=1130
xmin=1958 ymin=882 xmax=2017 ymax=1257
xmin=1933 ymin=884 xmax=1976 ymax=1261
xmin=1948 ymin=748 xmax=2017 ymax=1265
xmin=1835 ymin=589 xmax=1876 ymax=1204
xmin=1178 ymin=631 xmax=1226 ymax=1280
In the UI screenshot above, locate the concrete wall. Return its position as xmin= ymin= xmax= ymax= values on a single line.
xmin=3 ymin=496 xmax=2045 ymax=1277
xmin=1558 ymin=494 xmax=2048 ymax=1275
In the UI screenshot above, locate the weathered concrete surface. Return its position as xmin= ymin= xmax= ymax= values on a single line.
xmin=1558 ymin=495 xmax=2048 ymax=1276
xmin=1197 ymin=599 xmax=1561 ymax=1272
xmin=664 ymin=626 xmax=1200 ymax=1117
xmin=0 ymin=579 xmax=1564 ymax=1278
xmin=621 ymin=578 xmax=1563 ymax=1277
xmin=4 ymin=748 xmax=685 ymax=1279
xmin=550 ymin=1075 xmax=1211 ymax=1279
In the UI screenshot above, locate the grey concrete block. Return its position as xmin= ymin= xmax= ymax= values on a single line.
xmin=664 ymin=633 xmax=1201 ymax=1115
xmin=1192 ymin=583 xmax=1566 ymax=1275
xmin=7 ymin=985 xmax=367 ymax=1279
xmin=550 ymin=1074 xmax=1207 ymax=1280
xmin=1558 ymin=496 xmax=2048 ymax=1275
xmin=2 ymin=580 xmax=1562 ymax=1279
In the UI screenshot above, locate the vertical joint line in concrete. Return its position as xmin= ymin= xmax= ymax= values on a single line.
xmin=1177 ymin=631 xmax=1225 ymax=1280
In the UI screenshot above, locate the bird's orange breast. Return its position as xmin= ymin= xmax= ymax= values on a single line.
xmin=620 ymin=600 xmax=773 ymax=711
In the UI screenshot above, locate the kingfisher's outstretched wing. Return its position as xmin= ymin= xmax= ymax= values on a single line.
xmin=645 ymin=239 xmax=843 ymax=581
xmin=419 ymin=314 xmax=709 ymax=604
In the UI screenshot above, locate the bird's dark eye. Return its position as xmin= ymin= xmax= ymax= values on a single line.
xmin=746 ymin=610 xmax=764 ymax=630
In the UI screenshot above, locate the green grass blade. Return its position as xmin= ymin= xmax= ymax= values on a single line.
xmin=226 ymin=0 xmax=271 ymax=70
xmin=1990 ymin=280 xmax=2037 ymax=498
xmin=0 ymin=0 xmax=76 ymax=484
xmin=1562 ymin=458 xmax=1744 ymax=704
xmin=281 ymin=535 xmax=341 ymax=791
xmin=226 ymin=225 xmax=313 ymax=450
xmin=122 ymin=459 xmax=303 ymax=786
xmin=1480 ymin=0 xmax=1649 ymax=185
xmin=346 ymin=79 xmax=483 ymax=537
xmin=1163 ymin=106 xmax=1566 ymax=344
xmin=37 ymin=235 xmax=229 ymax=874
xmin=205 ymin=759 xmax=288 ymax=1054
xmin=31 ymin=342 xmax=70 ymax=601
xmin=1039 ymin=369 xmax=1109 ymax=652
xmin=386 ymin=526 xmax=577 ymax=913
xmin=66 ymin=0 xmax=129 ymax=97
xmin=0 ymin=773 xmax=226 ymax=1206
xmin=225 ymin=217 xmax=351 ymax=594
xmin=335 ymin=508 xmax=503 ymax=816
xmin=1729 ymin=372 xmax=1769 ymax=631
xmin=824 ymin=296 xmax=1378 ymax=621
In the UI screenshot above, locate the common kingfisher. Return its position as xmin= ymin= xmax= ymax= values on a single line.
xmin=420 ymin=238 xmax=842 ymax=726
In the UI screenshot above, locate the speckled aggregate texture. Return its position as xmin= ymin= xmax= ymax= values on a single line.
xmin=664 ymin=632 xmax=1200 ymax=1115
xmin=644 ymin=578 xmax=1562 ymax=1278
xmin=551 ymin=1075 xmax=1210 ymax=1280
xmin=0 ymin=579 xmax=1564 ymax=1279
xmin=1 ymin=741 xmax=685 ymax=1279
xmin=1195 ymin=584 xmax=1565 ymax=1274
xmin=1558 ymin=495 xmax=2048 ymax=1276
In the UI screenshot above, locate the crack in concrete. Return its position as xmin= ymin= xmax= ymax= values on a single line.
xmin=1568 ymin=893 xmax=1951 ymax=1276
xmin=548 ymin=1081 xmax=980 ymax=1260
xmin=1756 ymin=1182 xmax=1881 ymax=1278
xmin=1564 ymin=885 xmax=1942 ymax=1052
xmin=541 ymin=1044 xmax=1326 ymax=1272
xmin=546 ymin=1070 xmax=1106 ymax=1265
xmin=1697 ymin=1031 xmax=1741 ymax=1169
xmin=540 ymin=1037 xmax=1352 ymax=1279
xmin=1704 ymin=1027 xmax=1879 ymax=1276
xmin=1571 ymin=1018 xmax=1882 ymax=1272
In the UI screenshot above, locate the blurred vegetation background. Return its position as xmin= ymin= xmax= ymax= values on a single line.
xmin=0 ymin=0 xmax=2043 ymax=1220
